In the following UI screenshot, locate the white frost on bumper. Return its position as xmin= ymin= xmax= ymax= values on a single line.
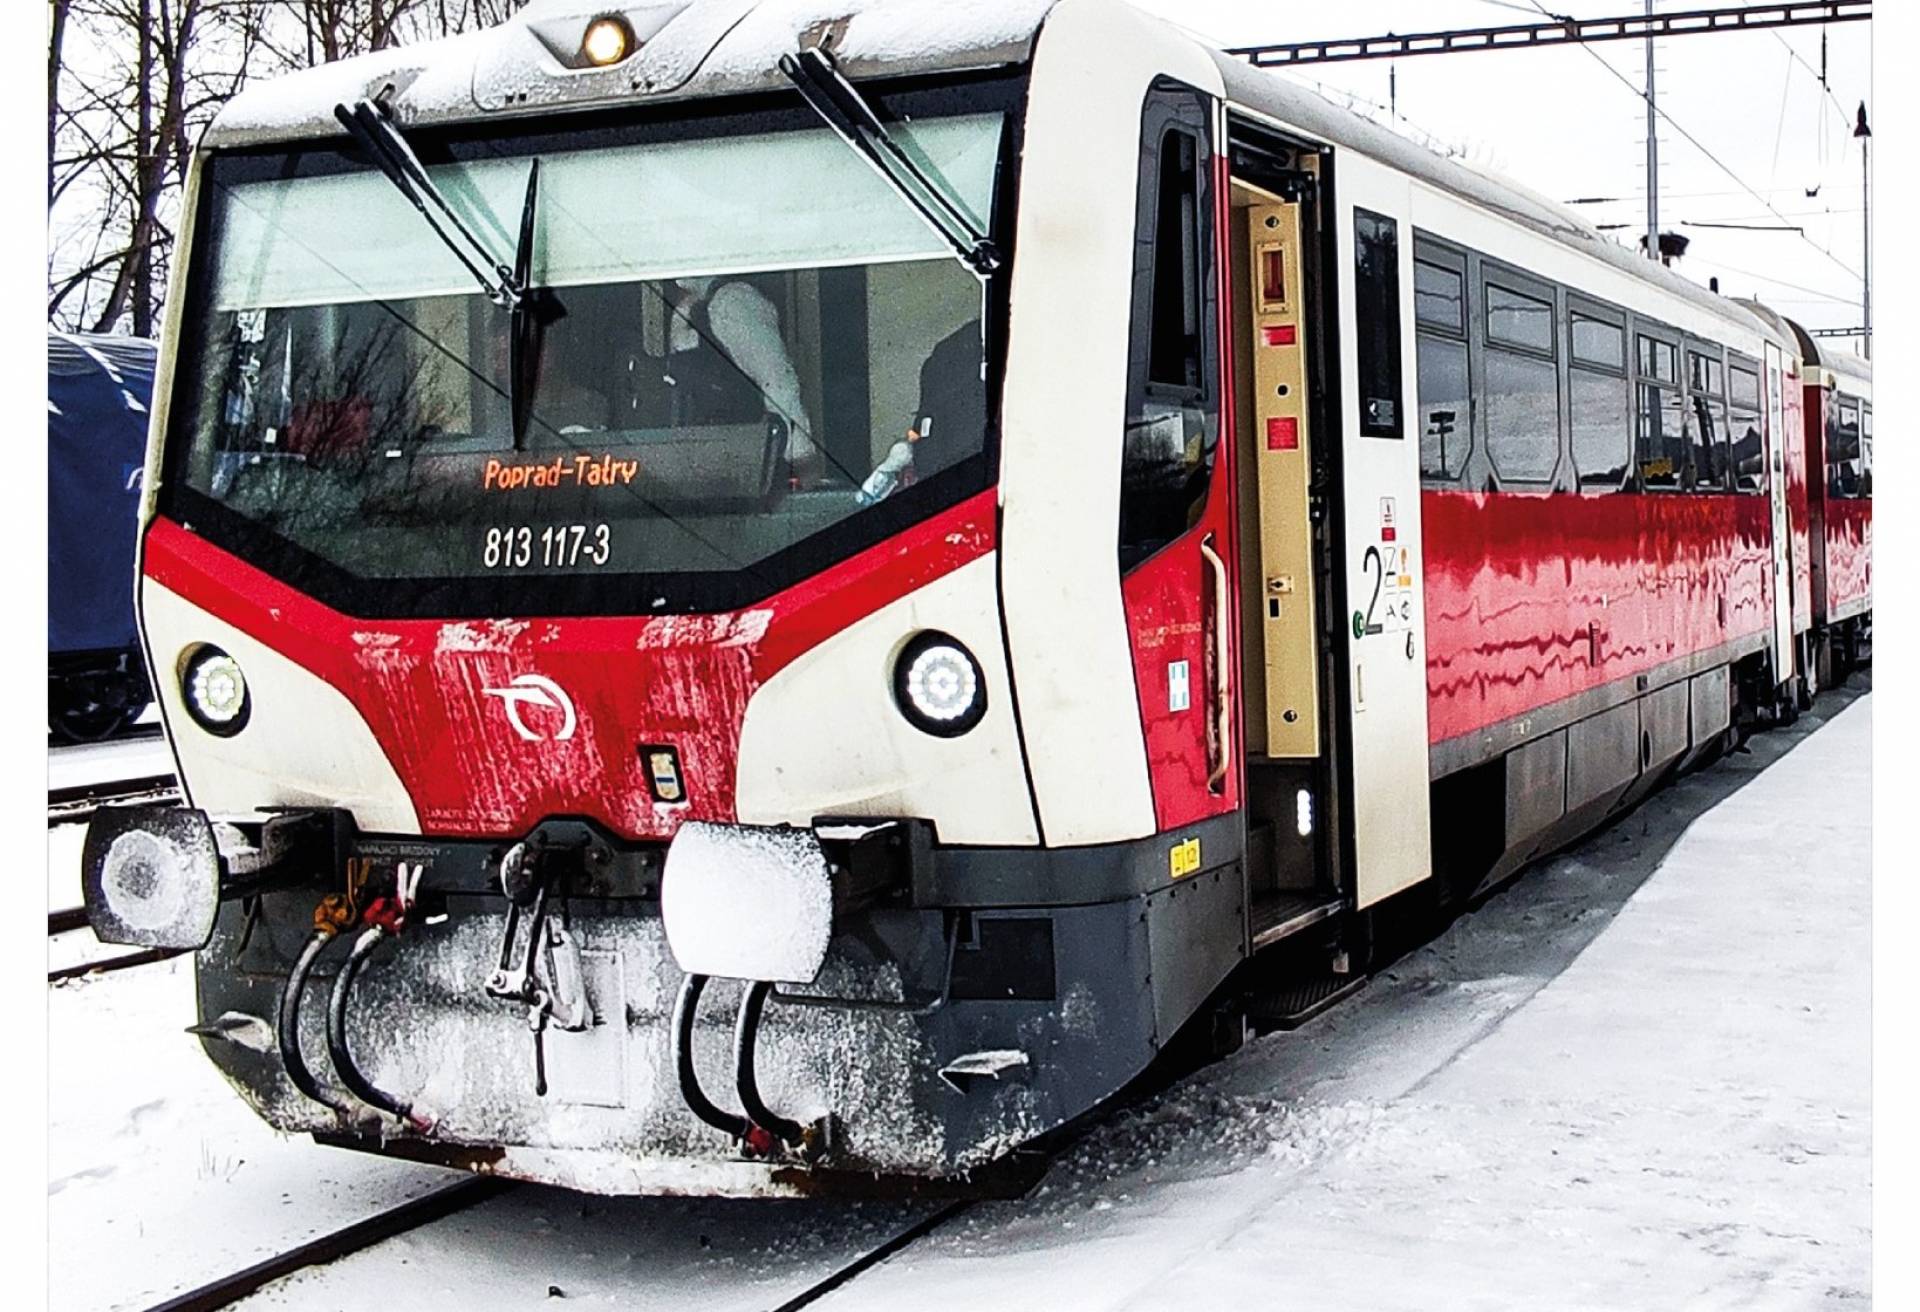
xmin=662 ymin=822 xmax=833 ymax=984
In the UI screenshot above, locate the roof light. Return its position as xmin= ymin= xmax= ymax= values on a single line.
xmin=581 ymin=14 xmax=635 ymax=66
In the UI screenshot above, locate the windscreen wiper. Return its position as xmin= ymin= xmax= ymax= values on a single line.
xmin=779 ymin=46 xmax=1002 ymax=278
xmin=332 ymin=98 xmax=523 ymax=309
xmin=334 ymin=98 xmax=557 ymax=445
xmin=509 ymin=159 xmax=560 ymax=447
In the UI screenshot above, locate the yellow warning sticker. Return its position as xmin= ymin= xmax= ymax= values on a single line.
xmin=1170 ymin=836 xmax=1202 ymax=880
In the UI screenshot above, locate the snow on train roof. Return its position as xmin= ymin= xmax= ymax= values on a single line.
xmin=204 ymin=0 xmax=1788 ymax=352
xmin=206 ymin=0 xmax=1055 ymax=145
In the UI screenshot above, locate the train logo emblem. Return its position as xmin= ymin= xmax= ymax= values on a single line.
xmin=483 ymin=674 xmax=578 ymax=742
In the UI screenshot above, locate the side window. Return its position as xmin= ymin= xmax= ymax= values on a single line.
xmin=1569 ymin=309 xmax=1628 ymax=491
xmin=1119 ymin=86 xmax=1216 ymax=571
xmin=1728 ymin=361 xmax=1764 ymax=494
xmin=1414 ymin=244 xmax=1468 ymax=482
xmin=1148 ymin=130 xmax=1202 ymax=389
xmin=1827 ymin=397 xmax=1862 ymax=499
xmin=1686 ymin=347 xmax=1729 ymax=492
xmin=1481 ymin=273 xmax=1557 ymax=484
xmin=1636 ymin=332 xmax=1685 ymax=490
xmin=1354 ymin=209 xmax=1403 ymax=438
xmin=1862 ymin=404 xmax=1873 ymax=498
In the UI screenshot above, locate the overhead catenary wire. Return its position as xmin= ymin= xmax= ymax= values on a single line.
xmin=1518 ymin=0 xmax=1863 ymax=285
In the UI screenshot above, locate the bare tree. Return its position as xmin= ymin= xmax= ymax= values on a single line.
xmin=47 ymin=0 xmax=530 ymax=333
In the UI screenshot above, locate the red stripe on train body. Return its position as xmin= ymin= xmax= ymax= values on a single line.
xmin=1422 ymin=489 xmax=1774 ymax=749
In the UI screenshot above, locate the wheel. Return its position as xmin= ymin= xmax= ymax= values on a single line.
xmin=49 ymin=695 xmax=135 ymax=744
xmin=48 ymin=675 xmax=145 ymax=745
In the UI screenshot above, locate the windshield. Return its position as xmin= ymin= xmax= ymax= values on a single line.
xmin=165 ymin=89 xmax=1011 ymax=618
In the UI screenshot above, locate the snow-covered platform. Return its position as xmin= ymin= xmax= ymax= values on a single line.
xmin=827 ymin=690 xmax=1872 ymax=1310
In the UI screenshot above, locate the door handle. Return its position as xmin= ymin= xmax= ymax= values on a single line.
xmin=1199 ymin=535 xmax=1232 ymax=794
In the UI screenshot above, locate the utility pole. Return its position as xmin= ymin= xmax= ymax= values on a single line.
xmin=1855 ymin=102 xmax=1870 ymax=359
xmin=1645 ymin=0 xmax=1660 ymax=262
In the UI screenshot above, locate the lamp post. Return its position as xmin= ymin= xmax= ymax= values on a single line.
xmin=1855 ymin=102 xmax=1870 ymax=360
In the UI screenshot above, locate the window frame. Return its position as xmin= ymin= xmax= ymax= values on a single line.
xmin=1726 ymin=352 xmax=1764 ymax=496
xmin=1414 ymin=251 xmax=1466 ymax=335
xmin=1827 ymin=393 xmax=1864 ymax=500
xmin=1143 ymin=124 xmax=1206 ymax=398
xmin=1569 ymin=303 xmax=1627 ymax=373
xmin=1632 ymin=321 xmax=1685 ymax=492
xmin=1477 ymin=259 xmax=1561 ymax=487
xmin=1413 ymin=235 xmax=1471 ymax=485
xmin=1483 ymin=275 xmax=1558 ymax=359
xmin=1118 ymin=79 xmax=1221 ymax=573
xmin=1353 ymin=207 xmax=1405 ymax=440
xmin=1684 ymin=338 xmax=1731 ymax=493
xmin=1566 ymin=295 xmax=1630 ymax=493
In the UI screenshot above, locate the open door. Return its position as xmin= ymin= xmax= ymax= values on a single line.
xmin=1226 ymin=130 xmax=1344 ymax=951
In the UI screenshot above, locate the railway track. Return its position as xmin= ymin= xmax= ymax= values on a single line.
xmin=47 ymin=771 xmax=178 ymax=828
xmin=136 ymin=1176 xmax=511 ymax=1312
xmin=47 ymin=722 xmax=165 ymax=750
xmin=47 ymin=897 xmax=189 ymax=983
xmin=770 ymin=1199 xmax=977 ymax=1311
xmin=123 ymin=1178 xmax=969 ymax=1311
xmin=47 ymin=945 xmax=186 ymax=984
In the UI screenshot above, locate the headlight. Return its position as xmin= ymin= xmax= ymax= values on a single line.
xmin=581 ymin=14 xmax=635 ymax=66
xmin=893 ymin=632 xmax=986 ymax=737
xmin=182 ymin=645 xmax=250 ymax=735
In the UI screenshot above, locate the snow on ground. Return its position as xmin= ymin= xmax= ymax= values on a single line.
xmin=48 ymin=958 xmax=461 ymax=1312
xmin=47 ymin=727 xmax=173 ymax=797
xmin=49 ymin=823 xmax=83 ymax=917
xmin=51 ymin=684 xmax=1869 ymax=1310
xmin=823 ymin=687 xmax=1872 ymax=1311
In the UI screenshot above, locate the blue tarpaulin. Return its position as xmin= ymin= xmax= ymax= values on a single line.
xmin=49 ymin=331 xmax=157 ymax=656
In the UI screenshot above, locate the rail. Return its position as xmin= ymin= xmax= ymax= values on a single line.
xmin=48 ymin=772 xmax=179 ymax=829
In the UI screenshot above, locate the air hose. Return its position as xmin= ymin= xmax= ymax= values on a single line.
xmin=326 ymin=914 xmax=421 ymax=1126
xmin=671 ymin=973 xmax=750 ymax=1139
xmin=276 ymin=896 xmax=356 ymax=1116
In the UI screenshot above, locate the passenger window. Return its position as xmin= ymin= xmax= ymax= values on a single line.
xmin=1354 ymin=209 xmax=1403 ymax=438
xmin=1571 ymin=314 xmax=1624 ymax=370
xmin=1862 ymin=405 xmax=1873 ymax=498
xmin=1417 ymin=334 xmax=1469 ymax=481
xmin=1689 ymin=392 xmax=1729 ymax=491
xmin=1827 ymin=399 xmax=1862 ymax=499
xmin=1414 ymin=259 xmax=1463 ymax=332
xmin=1120 ymin=88 xmax=1217 ymax=571
xmin=1486 ymin=282 xmax=1554 ymax=354
xmin=1571 ymin=368 xmax=1630 ymax=490
xmin=1729 ymin=363 xmax=1763 ymax=494
xmin=1688 ymin=350 xmax=1723 ymax=398
xmin=1484 ymin=350 xmax=1559 ymax=483
xmin=1638 ymin=380 xmax=1687 ymax=489
xmin=1637 ymin=335 xmax=1677 ymax=384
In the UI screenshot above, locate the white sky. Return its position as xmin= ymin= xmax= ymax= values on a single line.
xmin=1133 ymin=0 xmax=1873 ymax=347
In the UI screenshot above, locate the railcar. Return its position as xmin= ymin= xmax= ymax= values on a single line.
xmin=84 ymin=0 xmax=1866 ymax=1196
xmin=48 ymin=331 xmax=159 ymax=742
xmin=1740 ymin=301 xmax=1872 ymax=699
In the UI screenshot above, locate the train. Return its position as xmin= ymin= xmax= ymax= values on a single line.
xmin=83 ymin=0 xmax=1870 ymax=1196
xmin=49 ymin=331 xmax=159 ymax=743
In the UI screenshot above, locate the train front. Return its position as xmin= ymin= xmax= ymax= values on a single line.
xmin=82 ymin=1 xmax=1142 ymax=1195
